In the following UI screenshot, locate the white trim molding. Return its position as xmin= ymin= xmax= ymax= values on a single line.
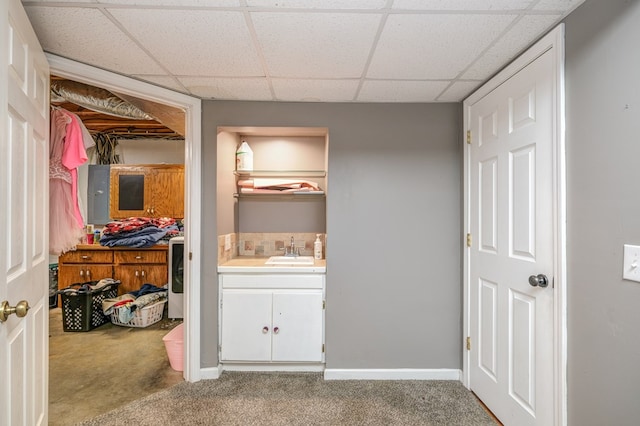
xmin=46 ymin=54 xmax=203 ymax=383
xmin=324 ymin=369 xmax=461 ymax=381
xmin=200 ymin=365 xmax=224 ymax=380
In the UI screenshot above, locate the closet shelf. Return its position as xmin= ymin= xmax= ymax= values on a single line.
xmin=234 ymin=191 xmax=325 ymax=199
xmin=233 ymin=170 xmax=326 ymax=178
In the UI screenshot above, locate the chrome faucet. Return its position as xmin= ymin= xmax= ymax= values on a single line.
xmin=286 ymin=236 xmax=298 ymax=257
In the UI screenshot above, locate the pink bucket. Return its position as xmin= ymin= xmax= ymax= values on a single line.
xmin=163 ymin=323 xmax=184 ymax=371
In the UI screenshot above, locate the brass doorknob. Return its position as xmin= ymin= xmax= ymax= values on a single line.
xmin=0 ymin=300 xmax=30 ymax=322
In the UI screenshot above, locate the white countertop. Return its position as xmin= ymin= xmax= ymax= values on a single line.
xmin=218 ymin=257 xmax=326 ymax=274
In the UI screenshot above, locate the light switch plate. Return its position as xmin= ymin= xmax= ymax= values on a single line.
xmin=622 ymin=244 xmax=640 ymax=282
xmin=224 ymin=234 xmax=231 ymax=251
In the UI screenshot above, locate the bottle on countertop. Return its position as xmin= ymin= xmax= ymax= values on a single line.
xmin=236 ymin=141 xmax=253 ymax=171
xmin=314 ymin=234 xmax=323 ymax=260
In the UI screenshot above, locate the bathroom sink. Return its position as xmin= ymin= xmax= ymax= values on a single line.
xmin=265 ymin=256 xmax=315 ymax=265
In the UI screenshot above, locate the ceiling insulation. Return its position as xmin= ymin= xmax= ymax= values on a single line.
xmin=50 ymin=77 xmax=185 ymax=138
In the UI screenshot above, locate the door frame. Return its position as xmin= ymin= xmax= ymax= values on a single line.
xmin=46 ymin=54 xmax=203 ymax=382
xmin=462 ymin=25 xmax=567 ymax=425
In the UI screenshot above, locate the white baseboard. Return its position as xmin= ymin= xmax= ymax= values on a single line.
xmin=199 ymin=365 xmax=223 ymax=380
xmin=323 ymin=368 xmax=462 ymax=381
xmin=221 ymin=363 xmax=325 ymax=372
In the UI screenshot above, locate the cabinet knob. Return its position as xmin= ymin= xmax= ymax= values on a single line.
xmin=141 ymin=270 xmax=145 ymax=277
xmin=79 ymin=270 xmax=84 ymax=277
xmin=135 ymin=255 xmax=142 ymax=260
xmin=262 ymin=326 xmax=269 ymax=334
xmin=273 ymin=327 xmax=279 ymax=334
xmin=150 ymin=208 xmax=154 ymax=214
xmin=135 ymin=270 xmax=139 ymax=277
xmin=81 ymin=255 xmax=89 ymax=260
xmin=86 ymin=269 xmax=91 ymax=277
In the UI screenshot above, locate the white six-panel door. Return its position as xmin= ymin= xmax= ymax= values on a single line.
xmin=0 ymin=0 xmax=50 ymax=424
xmin=466 ymin=35 xmax=560 ymax=425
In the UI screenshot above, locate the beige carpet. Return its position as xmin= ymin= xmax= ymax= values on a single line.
xmin=79 ymin=371 xmax=496 ymax=425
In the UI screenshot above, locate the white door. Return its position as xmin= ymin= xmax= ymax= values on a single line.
xmin=272 ymin=290 xmax=323 ymax=362
xmin=220 ymin=290 xmax=272 ymax=361
xmin=466 ymin=31 xmax=562 ymax=425
xmin=0 ymin=0 xmax=50 ymax=425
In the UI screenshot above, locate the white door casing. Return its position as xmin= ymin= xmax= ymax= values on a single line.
xmin=0 ymin=0 xmax=50 ymax=424
xmin=45 ymin=54 xmax=203 ymax=382
xmin=463 ymin=25 xmax=566 ymax=426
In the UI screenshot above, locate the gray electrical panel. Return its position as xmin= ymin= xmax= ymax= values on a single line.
xmin=87 ymin=165 xmax=111 ymax=225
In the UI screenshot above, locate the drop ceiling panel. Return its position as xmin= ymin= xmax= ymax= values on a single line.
xmin=367 ymin=14 xmax=516 ymax=80
xmin=462 ymin=14 xmax=561 ymax=80
xmin=23 ymin=6 xmax=165 ymax=75
xmin=392 ymin=0 xmax=534 ymax=11
xmin=99 ymin=0 xmax=240 ymax=5
xmin=247 ymin=0 xmax=387 ymax=9
xmin=23 ymin=0 xmax=586 ymax=103
xmin=177 ymin=77 xmax=273 ymax=100
xmin=272 ymin=79 xmax=360 ymax=102
xmin=358 ymin=80 xmax=450 ymax=103
xmin=108 ymin=8 xmax=263 ymax=76
xmin=251 ymin=12 xmax=381 ymax=78
xmin=534 ymin=0 xmax=584 ymax=10
xmin=131 ymin=75 xmax=186 ymax=93
xmin=438 ymin=81 xmax=483 ymax=102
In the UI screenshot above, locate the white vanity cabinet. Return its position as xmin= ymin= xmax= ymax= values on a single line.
xmin=219 ymin=273 xmax=325 ymax=365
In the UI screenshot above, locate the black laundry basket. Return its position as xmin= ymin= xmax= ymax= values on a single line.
xmin=59 ymin=281 xmax=120 ymax=332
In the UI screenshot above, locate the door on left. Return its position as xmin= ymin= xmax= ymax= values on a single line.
xmin=0 ymin=0 xmax=50 ymax=425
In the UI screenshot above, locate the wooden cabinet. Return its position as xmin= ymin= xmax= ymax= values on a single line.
xmin=58 ymin=245 xmax=168 ymax=299
xmin=113 ymin=249 xmax=168 ymax=294
xmin=219 ymin=274 xmax=324 ymax=363
xmin=110 ymin=164 xmax=184 ymax=219
xmin=58 ymin=248 xmax=113 ymax=290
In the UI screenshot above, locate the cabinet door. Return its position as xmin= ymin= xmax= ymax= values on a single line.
xmin=272 ymin=290 xmax=324 ymax=362
xmin=152 ymin=166 xmax=184 ymax=218
xmin=110 ymin=166 xmax=152 ymax=218
xmin=113 ymin=264 xmax=168 ymax=294
xmin=221 ymin=290 xmax=272 ymax=361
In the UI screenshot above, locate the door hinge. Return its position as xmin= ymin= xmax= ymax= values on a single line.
xmin=466 ymin=130 xmax=472 ymax=144
xmin=323 ymin=300 xmax=326 ymax=309
xmin=466 ymin=233 xmax=472 ymax=247
xmin=189 ymin=252 xmax=193 ymax=261
xmin=322 ymin=344 xmax=325 ymax=353
xmin=466 ymin=336 xmax=471 ymax=351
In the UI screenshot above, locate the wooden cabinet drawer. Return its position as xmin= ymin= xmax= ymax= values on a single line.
xmin=60 ymin=250 xmax=113 ymax=264
xmin=114 ymin=250 xmax=167 ymax=264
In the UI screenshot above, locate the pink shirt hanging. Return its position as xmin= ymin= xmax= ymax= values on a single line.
xmin=60 ymin=110 xmax=88 ymax=229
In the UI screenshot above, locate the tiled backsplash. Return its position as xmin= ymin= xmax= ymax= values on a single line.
xmin=218 ymin=232 xmax=325 ymax=263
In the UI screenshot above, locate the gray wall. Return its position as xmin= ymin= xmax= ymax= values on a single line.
xmin=202 ymin=101 xmax=462 ymax=369
xmin=564 ymin=0 xmax=640 ymax=424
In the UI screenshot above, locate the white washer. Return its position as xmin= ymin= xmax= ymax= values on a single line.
xmin=168 ymin=236 xmax=184 ymax=319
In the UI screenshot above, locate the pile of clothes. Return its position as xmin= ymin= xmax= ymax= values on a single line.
xmin=237 ymin=178 xmax=323 ymax=194
xmin=102 ymin=283 xmax=167 ymax=324
xmin=58 ymin=278 xmax=120 ymax=296
xmin=99 ymin=217 xmax=182 ymax=248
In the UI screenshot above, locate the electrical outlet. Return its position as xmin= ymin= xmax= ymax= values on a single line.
xmin=622 ymin=244 xmax=640 ymax=282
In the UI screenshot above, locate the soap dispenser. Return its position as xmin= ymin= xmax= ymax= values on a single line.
xmin=314 ymin=234 xmax=323 ymax=260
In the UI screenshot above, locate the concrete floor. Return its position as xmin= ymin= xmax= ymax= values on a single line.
xmin=49 ymin=305 xmax=184 ymax=426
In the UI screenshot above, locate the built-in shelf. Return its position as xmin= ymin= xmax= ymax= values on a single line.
xmin=234 ymin=170 xmax=326 ymax=178
xmin=234 ymin=191 xmax=325 ymax=199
